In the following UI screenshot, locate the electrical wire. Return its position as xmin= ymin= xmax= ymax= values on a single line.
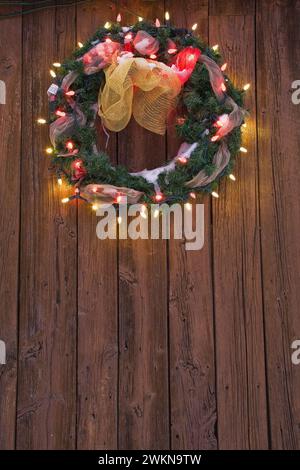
xmin=0 ymin=0 xmax=149 ymax=22
xmin=0 ymin=0 xmax=93 ymax=19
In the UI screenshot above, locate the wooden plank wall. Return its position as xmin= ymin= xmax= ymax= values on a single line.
xmin=0 ymin=0 xmax=299 ymax=450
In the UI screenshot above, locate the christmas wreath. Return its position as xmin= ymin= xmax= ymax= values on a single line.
xmin=43 ymin=18 xmax=248 ymax=207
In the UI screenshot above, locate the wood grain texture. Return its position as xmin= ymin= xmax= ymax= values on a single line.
xmin=0 ymin=0 xmax=300 ymax=451
xmin=210 ymin=0 xmax=255 ymax=15
xmin=166 ymin=0 xmax=217 ymax=451
xmin=210 ymin=9 xmax=269 ymax=449
xmin=256 ymin=0 xmax=300 ymax=450
xmin=76 ymin=1 xmax=118 ymax=450
xmin=117 ymin=0 xmax=170 ymax=451
xmin=17 ymin=5 xmax=77 ymax=449
xmin=0 ymin=7 xmax=21 ymax=450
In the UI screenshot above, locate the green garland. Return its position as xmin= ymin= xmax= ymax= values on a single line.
xmin=48 ymin=21 xmax=246 ymax=204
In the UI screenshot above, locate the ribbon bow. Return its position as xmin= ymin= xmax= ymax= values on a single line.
xmin=98 ymin=57 xmax=181 ymax=135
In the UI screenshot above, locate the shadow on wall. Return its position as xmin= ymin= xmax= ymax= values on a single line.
xmin=0 ymin=80 xmax=5 ymax=104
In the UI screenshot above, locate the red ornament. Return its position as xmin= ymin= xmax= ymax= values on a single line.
xmin=71 ymin=159 xmax=87 ymax=180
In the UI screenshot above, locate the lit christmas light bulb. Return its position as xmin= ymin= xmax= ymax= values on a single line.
xmin=55 ymin=109 xmax=66 ymax=117
xmin=221 ymin=83 xmax=227 ymax=92
xmin=153 ymin=209 xmax=159 ymax=218
xmin=242 ymin=123 xmax=247 ymax=128
xmin=185 ymin=203 xmax=192 ymax=211
xmin=77 ymin=41 xmax=84 ymax=48
xmin=211 ymin=135 xmax=220 ymax=142
xmin=116 ymin=193 xmax=126 ymax=204
xmin=37 ymin=118 xmax=47 ymax=124
xmin=104 ymin=21 xmax=111 ymax=29
xmin=229 ymin=174 xmax=236 ymax=181
xmin=105 ymin=37 xmax=112 ymax=43
xmin=192 ymin=23 xmax=198 ymax=31
xmin=57 ymin=177 xmax=62 ymax=186
xmin=167 ymin=48 xmax=177 ymax=54
xmin=116 ymin=13 xmax=121 ymax=22
xmin=177 ymin=155 xmax=187 ymax=164
xmin=243 ymin=83 xmax=250 ymax=91
xmin=165 ymin=11 xmax=170 ymax=21
xmin=65 ymin=90 xmax=75 ymax=97
xmin=74 ymin=160 xmax=82 ymax=169
xmin=138 ymin=16 xmax=143 ymax=22
xmin=150 ymin=54 xmax=157 ymax=59
xmin=50 ymin=69 xmax=56 ymax=78
xmin=117 ymin=216 xmax=122 ymax=224
xmin=125 ymin=32 xmax=133 ymax=41
xmin=212 ymin=44 xmax=219 ymax=51
xmin=46 ymin=147 xmax=53 ymax=154
xmin=215 ymin=114 xmax=229 ymax=128
xmin=221 ymin=62 xmax=227 ymax=72
xmin=189 ymin=192 xmax=196 ymax=199
xmin=211 ymin=191 xmax=219 ymax=198
xmin=155 ymin=18 xmax=161 ymax=27
xmin=53 ymin=62 xmax=61 ymax=68
xmin=141 ymin=210 xmax=147 ymax=219
xmin=240 ymin=147 xmax=248 ymax=153
xmin=155 ymin=193 xmax=163 ymax=202
xmin=61 ymin=197 xmax=70 ymax=204
xmin=92 ymin=203 xmax=99 ymax=211
xmin=66 ymin=141 xmax=74 ymax=151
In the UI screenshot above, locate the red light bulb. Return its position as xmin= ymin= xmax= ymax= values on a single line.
xmin=154 ymin=193 xmax=163 ymax=202
xmin=66 ymin=141 xmax=74 ymax=151
xmin=55 ymin=110 xmax=66 ymax=117
xmin=177 ymin=156 xmax=187 ymax=164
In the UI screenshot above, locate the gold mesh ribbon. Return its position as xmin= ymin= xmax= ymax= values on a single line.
xmin=98 ymin=57 xmax=181 ymax=135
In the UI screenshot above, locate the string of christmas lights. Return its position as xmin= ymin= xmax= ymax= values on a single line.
xmin=35 ymin=11 xmax=250 ymax=209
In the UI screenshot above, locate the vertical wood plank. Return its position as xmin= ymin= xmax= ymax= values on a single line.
xmin=17 ymin=5 xmax=77 ymax=449
xmin=210 ymin=0 xmax=255 ymax=15
xmin=76 ymin=1 xmax=119 ymax=450
xmin=117 ymin=0 xmax=170 ymax=450
xmin=166 ymin=0 xmax=217 ymax=450
xmin=0 ymin=7 xmax=22 ymax=450
xmin=210 ymin=3 xmax=269 ymax=449
xmin=256 ymin=0 xmax=300 ymax=449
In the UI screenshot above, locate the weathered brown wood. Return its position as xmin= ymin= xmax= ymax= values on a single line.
xmin=0 ymin=7 xmax=21 ymax=450
xmin=210 ymin=0 xmax=255 ymax=15
xmin=76 ymin=1 xmax=118 ymax=450
xmin=117 ymin=0 xmax=169 ymax=450
xmin=0 ymin=0 xmax=299 ymax=451
xmin=256 ymin=0 xmax=300 ymax=450
xmin=165 ymin=0 xmax=217 ymax=450
xmin=210 ymin=7 xmax=269 ymax=448
xmin=17 ymin=5 xmax=77 ymax=449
